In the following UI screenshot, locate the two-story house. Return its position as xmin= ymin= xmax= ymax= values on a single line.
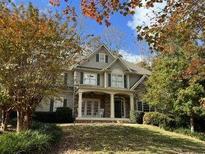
xmin=36 ymin=45 xmax=151 ymax=122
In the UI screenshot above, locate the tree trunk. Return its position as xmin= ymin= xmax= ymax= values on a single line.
xmin=1 ymin=109 xmax=9 ymax=131
xmin=23 ymin=109 xmax=33 ymax=130
xmin=190 ymin=115 xmax=195 ymax=133
xmin=16 ymin=110 xmax=24 ymax=132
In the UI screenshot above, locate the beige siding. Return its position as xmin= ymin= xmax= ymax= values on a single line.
xmin=110 ymin=60 xmax=127 ymax=73
xmin=67 ymin=71 xmax=74 ymax=87
xmin=36 ymin=97 xmax=50 ymax=112
xmin=36 ymin=92 xmax=74 ymax=112
xmin=80 ymin=47 xmax=115 ymax=69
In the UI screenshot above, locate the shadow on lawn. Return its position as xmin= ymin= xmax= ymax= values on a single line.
xmin=58 ymin=125 xmax=205 ymax=153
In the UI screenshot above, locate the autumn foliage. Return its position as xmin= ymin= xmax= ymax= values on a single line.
xmin=0 ymin=2 xmax=81 ymax=132
xmin=49 ymin=0 xmax=174 ymax=26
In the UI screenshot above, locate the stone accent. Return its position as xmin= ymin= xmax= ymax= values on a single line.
xmin=104 ymin=95 xmax=110 ymax=118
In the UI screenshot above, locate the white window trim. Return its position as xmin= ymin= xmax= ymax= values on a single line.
xmin=82 ymin=99 xmax=101 ymax=117
xmin=99 ymin=53 xmax=106 ymax=63
xmin=111 ymin=73 xmax=124 ymax=88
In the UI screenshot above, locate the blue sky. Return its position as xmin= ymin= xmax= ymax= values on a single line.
xmin=12 ymin=0 xmax=165 ymax=62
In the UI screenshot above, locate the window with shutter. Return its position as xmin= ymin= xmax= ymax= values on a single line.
xmin=108 ymin=74 xmax=111 ymax=87
xmin=124 ymin=75 xmax=127 ymax=88
xmin=80 ymin=72 xmax=84 ymax=84
xmin=99 ymin=53 xmax=105 ymax=62
xmin=96 ymin=53 xmax=99 ymax=62
xmin=84 ymin=73 xmax=97 ymax=85
xmin=97 ymin=74 xmax=100 ymax=86
xmin=111 ymin=74 xmax=124 ymax=88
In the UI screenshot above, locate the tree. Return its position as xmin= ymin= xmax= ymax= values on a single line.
xmin=176 ymin=83 xmax=204 ymax=132
xmin=144 ymin=49 xmax=205 ymax=132
xmin=141 ymin=0 xmax=205 ymax=132
xmin=0 ymin=3 xmax=81 ymax=132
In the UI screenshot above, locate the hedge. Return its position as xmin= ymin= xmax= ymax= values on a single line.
xmin=143 ymin=112 xmax=175 ymax=129
xmin=33 ymin=107 xmax=73 ymax=123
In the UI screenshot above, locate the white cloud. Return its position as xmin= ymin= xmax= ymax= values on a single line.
xmin=127 ymin=0 xmax=167 ymax=29
xmin=119 ymin=49 xmax=146 ymax=63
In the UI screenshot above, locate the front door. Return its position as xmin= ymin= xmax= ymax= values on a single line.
xmin=115 ymin=99 xmax=122 ymax=118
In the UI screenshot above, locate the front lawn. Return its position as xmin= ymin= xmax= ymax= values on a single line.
xmin=54 ymin=124 xmax=205 ymax=154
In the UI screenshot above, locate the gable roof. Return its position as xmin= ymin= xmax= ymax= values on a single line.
xmin=78 ymin=44 xmax=115 ymax=65
xmin=72 ymin=44 xmax=151 ymax=75
xmin=130 ymin=74 xmax=147 ymax=90
xmin=123 ymin=60 xmax=151 ymax=75
xmin=103 ymin=57 xmax=132 ymax=72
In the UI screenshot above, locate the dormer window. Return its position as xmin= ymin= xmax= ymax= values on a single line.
xmin=96 ymin=53 xmax=108 ymax=63
xmin=99 ymin=53 xmax=105 ymax=62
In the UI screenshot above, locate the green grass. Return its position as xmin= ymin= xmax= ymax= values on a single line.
xmin=55 ymin=124 xmax=205 ymax=154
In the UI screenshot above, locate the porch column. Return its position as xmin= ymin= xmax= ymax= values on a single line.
xmin=130 ymin=94 xmax=134 ymax=111
xmin=78 ymin=92 xmax=82 ymax=117
xmin=110 ymin=93 xmax=115 ymax=118
xmin=104 ymin=72 xmax=107 ymax=88
xmin=74 ymin=71 xmax=77 ymax=85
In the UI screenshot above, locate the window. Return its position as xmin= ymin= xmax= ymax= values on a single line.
xmin=137 ymin=101 xmax=143 ymax=111
xmin=83 ymin=73 xmax=97 ymax=85
xmin=53 ymin=97 xmax=64 ymax=111
xmin=136 ymin=101 xmax=155 ymax=112
xmin=111 ymin=74 xmax=124 ymax=88
xmin=82 ymin=99 xmax=100 ymax=117
xmin=143 ymin=103 xmax=150 ymax=112
xmin=99 ymin=53 xmax=105 ymax=62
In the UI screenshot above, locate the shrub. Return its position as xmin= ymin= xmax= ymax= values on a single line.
xmin=130 ymin=110 xmax=144 ymax=124
xmin=130 ymin=110 xmax=137 ymax=123
xmin=136 ymin=112 xmax=145 ymax=124
xmin=0 ymin=131 xmax=51 ymax=154
xmin=0 ymin=122 xmax=62 ymax=154
xmin=143 ymin=112 xmax=175 ymax=129
xmin=33 ymin=107 xmax=73 ymax=123
xmin=31 ymin=122 xmax=62 ymax=142
xmin=33 ymin=112 xmax=56 ymax=123
xmin=56 ymin=107 xmax=73 ymax=123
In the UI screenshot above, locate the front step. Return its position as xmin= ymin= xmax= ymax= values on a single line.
xmin=75 ymin=117 xmax=130 ymax=123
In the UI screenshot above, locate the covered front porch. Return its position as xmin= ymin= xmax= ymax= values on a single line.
xmin=75 ymin=90 xmax=135 ymax=122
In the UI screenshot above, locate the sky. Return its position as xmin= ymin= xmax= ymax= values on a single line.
xmin=12 ymin=0 xmax=165 ymax=63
